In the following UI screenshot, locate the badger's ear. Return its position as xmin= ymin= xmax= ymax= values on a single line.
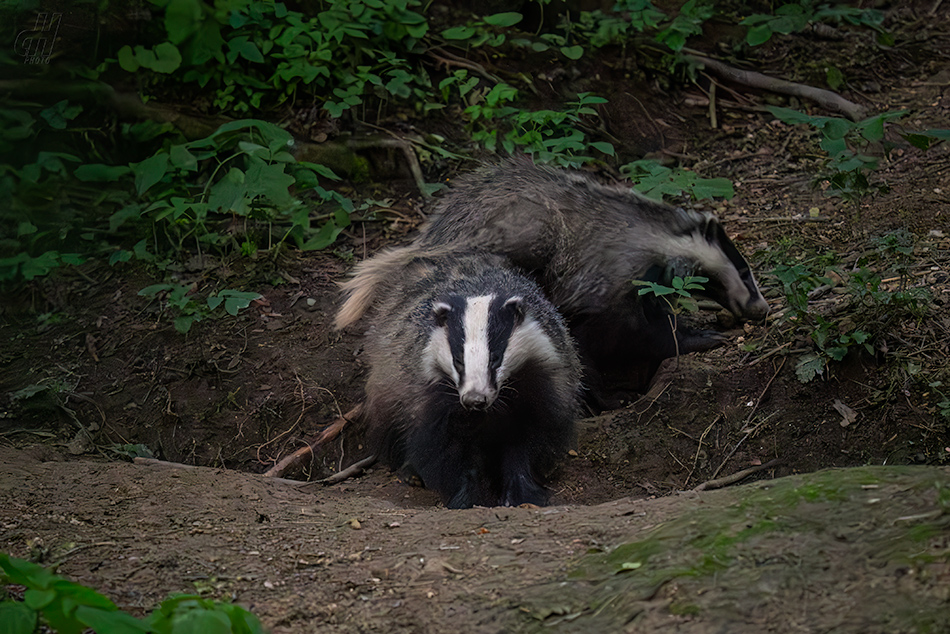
xmin=432 ymin=301 xmax=452 ymax=326
xmin=703 ymin=214 xmax=720 ymax=242
xmin=504 ymin=296 xmax=525 ymax=325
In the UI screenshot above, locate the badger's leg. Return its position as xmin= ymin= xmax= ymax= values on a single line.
xmin=403 ymin=406 xmax=491 ymax=509
xmin=499 ymin=444 xmax=549 ymax=507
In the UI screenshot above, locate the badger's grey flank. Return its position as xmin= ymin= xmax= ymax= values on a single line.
xmin=415 ymin=158 xmax=770 ymax=400
xmin=339 ymin=250 xmax=582 ymax=509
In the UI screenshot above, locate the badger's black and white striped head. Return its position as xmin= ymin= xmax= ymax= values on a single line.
xmin=423 ymin=293 xmax=557 ymax=410
xmin=661 ymin=214 xmax=770 ymax=321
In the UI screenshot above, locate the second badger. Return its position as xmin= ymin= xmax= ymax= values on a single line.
xmin=349 ymin=250 xmax=582 ymax=509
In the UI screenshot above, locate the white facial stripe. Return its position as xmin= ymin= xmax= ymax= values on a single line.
xmin=460 ymin=295 xmax=495 ymax=402
xmin=423 ymin=326 xmax=458 ymax=384
xmin=499 ymin=317 xmax=558 ymax=378
xmin=671 ymin=233 xmax=752 ymax=312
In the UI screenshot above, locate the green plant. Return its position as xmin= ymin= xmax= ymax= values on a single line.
xmin=767 ymin=107 xmax=916 ymax=202
xmin=117 ymin=0 xmax=431 ymax=118
xmin=441 ymin=11 xmax=524 ymax=49
xmin=620 ymin=159 xmax=733 ymax=201
xmin=138 ymin=284 xmax=262 ymax=334
xmin=656 ymin=0 xmax=714 ymax=51
xmin=0 ymin=552 xmax=264 ymax=634
xmin=632 ymin=275 xmax=708 ymax=358
xmin=633 ymin=275 xmax=709 ymax=314
xmin=741 ymin=2 xmax=886 ymax=47
xmin=769 ymin=244 xmax=932 ymax=384
xmin=461 ymin=86 xmax=613 ymax=166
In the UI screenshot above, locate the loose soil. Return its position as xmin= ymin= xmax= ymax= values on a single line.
xmin=2 ymin=5 xmax=950 ymax=632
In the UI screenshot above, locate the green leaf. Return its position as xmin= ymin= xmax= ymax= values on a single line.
xmin=174 ymin=315 xmax=196 ymax=334
xmin=746 ymin=24 xmax=772 ymax=46
xmin=165 ymin=0 xmax=203 ymax=44
xmin=131 ymin=152 xmax=170 ymax=195
xmin=40 ymin=100 xmax=83 ymax=129
xmin=483 ymin=12 xmax=523 ymax=27
xmin=150 ymin=42 xmax=182 ymax=73
xmin=220 ymin=291 xmax=262 ymax=316
xmin=208 ymin=168 xmax=248 ymax=212
xmin=74 ymin=163 xmax=131 ymax=181
xmin=109 ymin=250 xmax=133 ymax=265
xmin=691 ymin=177 xmax=734 ymax=200
xmin=117 ymin=45 xmax=139 ymax=71
xmin=442 ymin=26 xmax=476 ymax=40
xmin=179 ymin=608 xmax=235 ymax=634
xmin=795 ymin=354 xmax=825 ymax=383
xmin=826 ymin=346 xmax=848 ymax=361
xmin=74 ymin=605 xmax=150 ymax=633
xmin=0 ymin=601 xmax=37 ymax=634
xmin=590 ymin=141 xmax=615 ymax=155
xmin=23 ymin=588 xmax=56 ymax=610
xmin=138 ymin=284 xmax=173 ymax=298
xmin=297 ymin=161 xmax=340 ymax=180
xmin=169 ymin=144 xmax=198 ymax=171
xmin=560 ymin=45 xmax=584 ymax=60
xmin=823 ymin=66 xmax=843 ymax=91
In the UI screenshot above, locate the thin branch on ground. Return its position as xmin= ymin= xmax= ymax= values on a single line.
xmin=693 ymin=458 xmax=783 ymax=491
xmin=314 ymin=454 xmax=378 ymax=486
xmin=263 ymin=402 xmax=364 ymax=478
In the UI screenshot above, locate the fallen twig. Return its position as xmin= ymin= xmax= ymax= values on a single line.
xmin=693 ymin=458 xmax=783 ymax=491
xmin=316 ymin=453 xmax=378 ymax=486
xmin=263 ymin=402 xmax=364 ymax=478
xmin=683 ymin=53 xmax=866 ymax=121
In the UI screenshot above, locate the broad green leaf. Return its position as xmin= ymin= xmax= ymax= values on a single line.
xmin=168 ymin=608 xmax=233 ymax=634
xmin=150 ymin=42 xmax=182 ymax=73
xmin=131 ymin=152 xmax=170 ymax=195
xmin=746 ymin=24 xmax=772 ymax=46
xmin=74 ymin=605 xmax=149 ymax=633
xmin=561 ymin=45 xmax=584 ymax=60
xmin=691 ymin=177 xmax=734 ymax=200
xmin=442 ymin=26 xmax=475 ymax=40
xmin=74 ymin=163 xmax=131 ymax=181
xmin=0 ymin=601 xmax=36 ymax=634
xmin=483 ymin=12 xmax=522 ymax=27
xmin=795 ymin=354 xmax=825 ymax=383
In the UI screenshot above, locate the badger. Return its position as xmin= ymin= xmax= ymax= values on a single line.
xmin=340 ymin=250 xmax=582 ymax=509
xmin=413 ymin=158 xmax=770 ymax=401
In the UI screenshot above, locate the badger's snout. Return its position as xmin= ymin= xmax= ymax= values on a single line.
xmin=742 ymin=296 xmax=771 ymax=321
xmin=460 ymin=388 xmax=496 ymax=410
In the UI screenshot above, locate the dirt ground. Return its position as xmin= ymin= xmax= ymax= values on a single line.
xmin=2 ymin=5 xmax=950 ymax=632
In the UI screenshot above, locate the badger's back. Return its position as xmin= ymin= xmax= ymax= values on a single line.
xmin=417 ymin=158 xmax=768 ymax=321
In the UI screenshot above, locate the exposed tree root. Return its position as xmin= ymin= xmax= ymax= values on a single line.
xmin=263 ymin=403 xmax=364 ymax=479
xmin=684 ymin=53 xmax=867 ymax=121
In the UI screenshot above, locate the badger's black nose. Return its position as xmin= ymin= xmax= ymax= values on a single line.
xmin=461 ymin=392 xmax=491 ymax=410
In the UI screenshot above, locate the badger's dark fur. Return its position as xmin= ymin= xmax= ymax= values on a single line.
xmin=415 ymin=158 xmax=770 ymax=400
xmin=343 ymin=250 xmax=582 ymax=509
